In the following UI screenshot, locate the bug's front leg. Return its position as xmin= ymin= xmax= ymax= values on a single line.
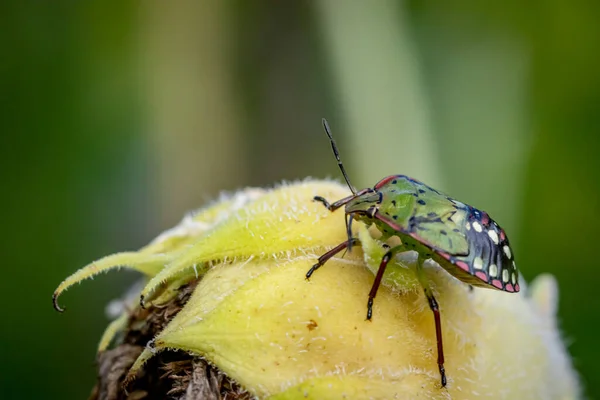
xmin=306 ymin=238 xmax=360 ymax=280
xmin=314 ymin=188 xmax=372 ymax=212
xmin=416 ymin=256 xmax=447 ymax=388
xmin=313 ymin=194 xmax=355 ymax=212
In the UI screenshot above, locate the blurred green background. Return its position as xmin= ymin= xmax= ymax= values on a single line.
xmin=2 ymin=1 xmax=598 ymax=398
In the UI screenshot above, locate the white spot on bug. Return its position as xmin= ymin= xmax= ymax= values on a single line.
xmin=489 ymin=264 xmax=498 ymax=277
xmin=488 ymin=230 xmax=499 ymax=244
xmin=503 ymin=245 xmax=512 ymax=259
xmin=465 ymin=222 xmax=471 ymax=231
xmin=472 ymin=221 xmax=483 ymax=232
xmin=473 ymin=257 xmax=484 ymax=270
xmin=511 ymin=272 xmax=517 ymax=285
xmin=502 ymin=269 xmax=509 ymax=283
xmin=513 ymin=261 xmax=517 ymax=269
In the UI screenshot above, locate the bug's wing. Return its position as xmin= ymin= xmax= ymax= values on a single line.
xmin=448 ymin=211 xmax=519 ymax=292
xmin=409 ymin=195 xmax=470 ymax=256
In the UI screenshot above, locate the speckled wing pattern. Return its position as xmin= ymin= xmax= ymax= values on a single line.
xmin=434 ymin=206 xmax=519 ymax=293
xmin=405 ymin=178 xmax=519 ymax=293
xmin=406 ymin=180 xmax=469 ymax=256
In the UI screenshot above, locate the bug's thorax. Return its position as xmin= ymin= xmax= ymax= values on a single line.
xmin=376 ymin=181 xmax=417 ymax=221
xmin=344 ymin=179 xmax=418 ymax=230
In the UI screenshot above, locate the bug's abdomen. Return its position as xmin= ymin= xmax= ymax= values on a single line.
xmin=435 ymin=208 xmax=520 ymax=293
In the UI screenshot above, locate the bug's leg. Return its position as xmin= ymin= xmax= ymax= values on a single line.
xmin=313 ymin=194 xmax=354 ymax=212
xmin=314 ymin=188 xmax=372 ymax=212
xmin=415 ymin=256 xmax=447 ymax=388
xmin=346 ymin=214 xmax=357 ymax=252
xmin=366 ymin=245 xmax=406 ymax=320
xmin=306 ymin=238 xmax=360 ymax=280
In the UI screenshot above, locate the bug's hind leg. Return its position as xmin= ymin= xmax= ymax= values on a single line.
xmin=365 ymin=245 xmax=406 ymax=320
xmin=416 ymin=256 xmax=447 ymax=388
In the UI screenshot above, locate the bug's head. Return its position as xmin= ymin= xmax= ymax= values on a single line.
xmin=345 ymin=189 xmax=380 ymax=223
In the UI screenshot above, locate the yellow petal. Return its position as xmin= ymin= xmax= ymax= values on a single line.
xmin=151 ymin=257 xmax=439 ymax=398
xmin=269 ymin=374 xmax=447 ymax=400
xmin=140 ymin=187 xmax=266 ymax=255
xmin=52 ymin=252 xmax=173 ymax=312
xmin=53 ymin=187 xmax=266 ymax=312
xmin=138 ymin=250 xmax=579 ymax=399
xmin=139 ymin=180 xmax=350 ymax=303
xmin=149 ymin=269 xmax=198 ymax=306
xmin=97 ymin=312 xmax=129 ymax=352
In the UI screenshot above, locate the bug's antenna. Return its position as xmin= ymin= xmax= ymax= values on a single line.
xmin=322 ymin=118 xmax=356 ymax=195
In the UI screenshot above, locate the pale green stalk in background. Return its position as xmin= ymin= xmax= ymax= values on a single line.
xmin=420 ymin=7 xmax=530 ymax=236
xmin=316 ymin=1 xmax=529 ymax=241
xmin=316 ymin=0 xmax=442 ymax=188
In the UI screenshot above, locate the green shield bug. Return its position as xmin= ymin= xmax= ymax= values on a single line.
xmin=306 ymin=119 xmax=520 ymax=387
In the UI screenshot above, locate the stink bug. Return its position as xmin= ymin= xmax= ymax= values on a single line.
xmin=306 ymin=119 xmax=520 ymax=387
